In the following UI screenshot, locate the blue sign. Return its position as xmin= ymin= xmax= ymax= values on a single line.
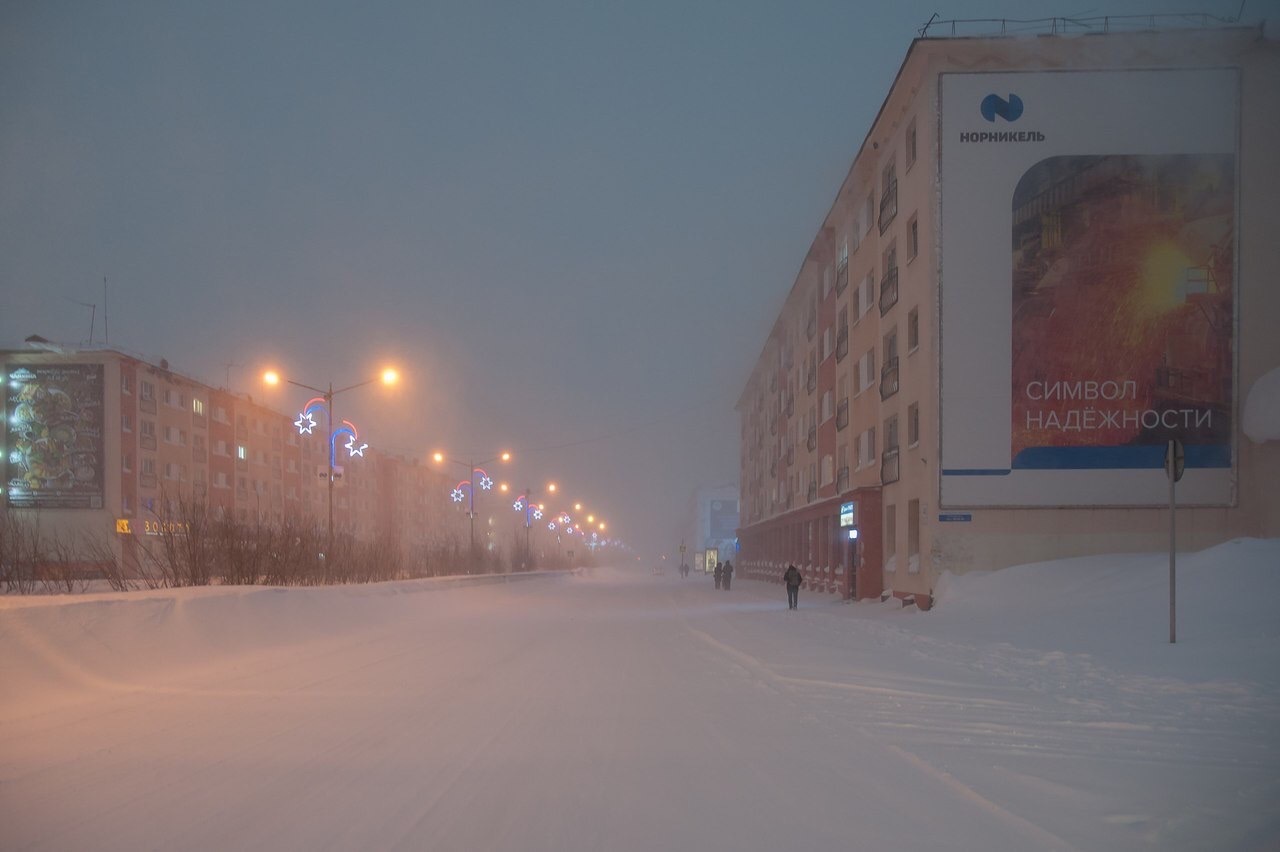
xmin=839 ymin=501 xmax=857 ymax=528
xmin=938 ymin=513 xmax=973 ymax=523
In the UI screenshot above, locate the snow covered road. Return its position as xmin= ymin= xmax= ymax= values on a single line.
xmin=2 ymin=552 xmax=1277 ymax=850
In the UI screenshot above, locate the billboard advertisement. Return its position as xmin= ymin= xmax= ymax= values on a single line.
xmin=5 ymin=364 xmax=105 ymax=509
xmin=940 ymin=69 xmax=1238 ymax=506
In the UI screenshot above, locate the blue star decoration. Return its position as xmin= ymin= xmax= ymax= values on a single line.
xmin=294 ymin=411 xmax=317 ymax=435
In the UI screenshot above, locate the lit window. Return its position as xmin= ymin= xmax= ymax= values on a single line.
xmin=237 ymin=445 xmax=247 ymax=460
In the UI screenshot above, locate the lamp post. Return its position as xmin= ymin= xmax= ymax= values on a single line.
xmin=264 ymin=367 xmax=398 ymax=560
xmin=513 ymin=483 xmax=555 ymax=570
xmin=437 ymin=451 xmax=511 ymax=558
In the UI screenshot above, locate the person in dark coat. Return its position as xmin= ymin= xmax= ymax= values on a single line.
xmin=713 ymin=561 xmax=723 ymax=589
xmin=783 ymin=564 xmax=802 ymax=610
xmin=722 ymin=560 xmax=734 ymax=591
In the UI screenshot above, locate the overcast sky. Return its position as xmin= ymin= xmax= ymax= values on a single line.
xmin=1 ymin=0 xmax=1265 ymax=554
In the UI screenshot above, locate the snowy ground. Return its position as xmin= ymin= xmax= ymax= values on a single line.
xmin=2 ymin=539 xmax=1277 ymax=851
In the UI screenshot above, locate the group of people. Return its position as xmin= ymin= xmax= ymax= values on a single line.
xmin=679 ymin=558 xmax=804 ymax=609
xmin=712 ymin=560 xmax=734 ymax=590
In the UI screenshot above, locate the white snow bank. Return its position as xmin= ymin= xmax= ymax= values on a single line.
xmin=1243 ymin=365 xmax=1280 ymax=442
xmin=928 ymin=537 xmax=1280 ymax=681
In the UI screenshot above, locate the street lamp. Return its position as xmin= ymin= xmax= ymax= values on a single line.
xmin=263 ymin=366 xmax=399 ymax=559
xmin=513 ymin=485 xmax=555 ymax=570
xmin=435 ymin=451 xmax=511 ymax=558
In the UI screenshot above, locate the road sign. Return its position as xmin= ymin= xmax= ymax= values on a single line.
xmin=1164 ymin=438 xmax=1185 ymax=482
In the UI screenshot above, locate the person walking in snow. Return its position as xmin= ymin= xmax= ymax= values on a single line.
xmin=713 ymin=561 xmax=723 ymax=589
xmin=722 ymin=560 xmax=733 ymax=591
xmin=783 ymin=564 xmax=802 ymax=610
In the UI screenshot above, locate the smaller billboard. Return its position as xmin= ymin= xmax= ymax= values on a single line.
xmin=839 ymin=501 xmax=857 ymax=528
xmin=6 ymin=364 xmax=105 ymax=509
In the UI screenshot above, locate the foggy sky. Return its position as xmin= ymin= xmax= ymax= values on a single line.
xmin=0 ymin=0 xmax=1260 ymax=555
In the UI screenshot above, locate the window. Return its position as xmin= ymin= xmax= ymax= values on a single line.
xmin=121 ymin=414 xmax=132 ymax=432
xmin=140 ymin=381 xmax=154 ymax=401
xmin=885 ymin=415 xmax=900 ymax=451
xmin=863 ymin=192 xmax=875 ymax=236
xmin=121 ymin=374 xmax=133 ymax=395
xmin=908 ymin=214 xmax=919 ymax=261
xmin=214 ymin=406 xmax=229 ymax=424
xmin=908 ymin=308 xmax=919 ymax=353
xmin=237 ymin=445 xmax=247 ymax=461
xmin=164 ymin=462 xmax=179 ymax=480
xmin=906 ymin=118 xmax=917 ymax=170
xmin=192 ymin=398 xmax=204 ymax=416
xmin=908 ymin=402 xmax=920 ymax=447
xmin=859 ymin=273 xmax=875 ymax=317
xmin=122 ymin=453 xmax=133 ymax=472
xmin=162 ymin=389 xmax=172 ymax=406
xmin=140 ymin=420 xmax=156 ymax=438
xmin=122 ymin=493 xmax=133 ymax=514
xmin=884 ymin=328 xmax=899 ymax=363
xmin=821 ymin=390 xmax=833 ymax=422
xmin=822 ymin=327 xmax=832 ymax=361
xmin=141 ymin=457 xmax=156 ymax=476
xmin=821 ymin=454 xmax=834 ymax=485
xmin=908 ymin=499 xmax=920 ymax=571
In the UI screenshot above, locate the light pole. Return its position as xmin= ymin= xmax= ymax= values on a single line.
xmin=437 ymin=451 xmax=511 ymax=558
xmin=513 ymin=483 xmax=555 ymax=570
xmin=264 ymin=367 xmax=398 ymax=560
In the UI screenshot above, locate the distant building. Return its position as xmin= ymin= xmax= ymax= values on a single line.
xmin=736 ymin=23 xmax=1280 ymax=608
xmin=679 ymin=484 xmax=739 ymax=572
xmin=2 ymin=342 xmax=463 ymax=570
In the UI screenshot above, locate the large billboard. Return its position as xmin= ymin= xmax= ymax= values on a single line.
xmin=5 ymin=364 xmax=105 ymax=509
xmin=940 ymin=69 xmax=1238 ymax=507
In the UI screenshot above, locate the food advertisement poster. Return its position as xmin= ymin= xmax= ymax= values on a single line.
xmin=939 ymin=69 xmax=1237 ymax=507
xmin=5 ymin=364 xmax=105 ymax=509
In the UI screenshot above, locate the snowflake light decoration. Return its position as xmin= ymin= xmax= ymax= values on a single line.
xmin=532 ymin=507 xmax=543 ymax=520
xmin=513 ymin=498 xmax=525 ymax=511
xmin=478 ymin=475 xmax=493 ymax=491
xmin=451 ymin=488 xmax=465 ymax=503
xmin=294 ymin=411 xmax=317 ymax=435
xmin=548 ymin=522 xmax=556 ymax=530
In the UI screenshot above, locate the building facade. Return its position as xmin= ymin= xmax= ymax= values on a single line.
xmin=3 ymin=343 xmax=467 ymax=570
xmin=737 ymin=26 xmax=1280 ymax=607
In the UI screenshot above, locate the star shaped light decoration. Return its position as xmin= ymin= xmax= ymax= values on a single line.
xmin=478 ymin=475 xmax=494 ymax=491
xmin=548 ymin=522 xmax=556 ymax=531
xmin=513 ymin=498 xmax=525 ymax=511
xmin=451 ymin=488 xmax=466 ymax=503
xmin=346 ymin=437 xmax=368 ymax=458
xmin=294 ymin=411 xmax=317 ymax=435
xmin=532 ymin=507 xmax=543 ymax=520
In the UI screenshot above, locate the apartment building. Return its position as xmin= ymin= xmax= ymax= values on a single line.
xmin=3 ymin=343 xmax=462 ymax=568
xmin=737 ymin=25 xmax=1280 ymax=607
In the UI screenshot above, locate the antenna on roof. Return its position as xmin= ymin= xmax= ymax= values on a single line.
xmin=63 ymin=296 xmax=97 ymax=344
xmin=103 ymin=276 xmax=109 ymax=344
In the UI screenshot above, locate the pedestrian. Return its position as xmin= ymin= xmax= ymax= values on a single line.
xmin=722 ymin=560 xmax=733 ymax=591
xmin=714 ymin=560 xmax=723 ymax=589
xmin=783 ymin=564 xmax=802 ymax=610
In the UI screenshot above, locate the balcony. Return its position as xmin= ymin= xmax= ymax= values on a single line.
xmin=836 ymin=398 xmax=849 ymax=431
xmin=835 ymin=261 xmax=849 ymax=294
xmin=192 ymin=447 xmax=206 ymax=463
xmin=878 ymin=266 xmax=899 ymax=316
xmin=806 ymin=426 xmax=817 ymax=452
xmin=836 ymin=465 xmax=850 ymax=493
xmin=139 ymin=434 xmax=157 ymax=451
xmin=807 ymin=481 xmax=818 ymax=503
xmin=806 ymin=366 xmax=817 ymax=394
xmin=880 ymin=357 xmax=900 ymax=400
xmin=139 ymin=472 xmax=157 ymax=489
xmin=835 ymin=328 xmax=849 ymax=362
xmin=881 ymin=448 xmax=900 ymax=484
xmin=878 ymin=179 xmax=898 ymax=233
xmin=139 ymin=396 xmax=156 ymax=414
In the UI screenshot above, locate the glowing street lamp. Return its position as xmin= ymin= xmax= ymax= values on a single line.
xmin=435 ymin=451 xmax=511 ymax=556
xmin=263 ymin=366 xmax=399 ymax=559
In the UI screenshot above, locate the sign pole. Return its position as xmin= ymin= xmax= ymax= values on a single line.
xmin=1165 ymin=439 xmax=1184 ymax=645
